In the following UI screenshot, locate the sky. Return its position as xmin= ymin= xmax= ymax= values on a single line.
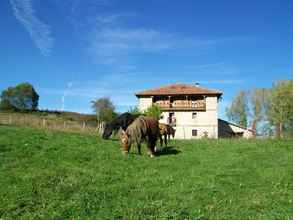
xmin=0 ymin=0 xmax=292 ymax=119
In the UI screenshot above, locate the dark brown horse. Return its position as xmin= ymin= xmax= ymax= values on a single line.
xmin=102 ymin=112 xmax=139 ymax=139
xmin=159 ymin=123 xmax=176 ymax=147
xmin=120 ymin=116 xmax=161 ymax=157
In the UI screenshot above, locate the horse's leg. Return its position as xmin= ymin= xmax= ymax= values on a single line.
xmin=147 ymin=139 xmax=156 ymax=157
xmin=137 ymin=143 xmax=142 ymax=155
xmin=164 ymin=134 xmax=167 ymax=147
xmin=159 ymin=134 xmax=163 ymax=147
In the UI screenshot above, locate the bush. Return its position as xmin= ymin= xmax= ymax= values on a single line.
xmin=143 ymin=104 xmax=162 ymax=120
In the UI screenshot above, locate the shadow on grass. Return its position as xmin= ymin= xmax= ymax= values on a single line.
xmin=155 ymin=146 xmax=181 ymax=157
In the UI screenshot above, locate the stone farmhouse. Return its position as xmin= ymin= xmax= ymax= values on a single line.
xmin=135 ymin=83 xmax=254 ymax=139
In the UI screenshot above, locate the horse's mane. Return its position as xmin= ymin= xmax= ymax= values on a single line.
xmin=110 ymin=112 xmax=140 ymax=130
xmin=126 ymin=116 xmax=148 ymax=145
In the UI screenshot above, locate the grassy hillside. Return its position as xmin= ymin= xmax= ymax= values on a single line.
xmin=0 ymin=110 xmax=97 ymax=123
xmin=0 ymin=111 xmax=98 ymax=134
xmin=0 ymin=125 xmax=293 ymax=219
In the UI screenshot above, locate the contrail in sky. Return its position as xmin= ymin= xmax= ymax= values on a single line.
xmin=61 ymin=82 xmax=73 ymax=111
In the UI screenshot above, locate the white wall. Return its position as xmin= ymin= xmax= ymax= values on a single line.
xmin=228 ymin=124 xmax=254 ymax=138
xmin=158 ymin=96 xmax=219 ymax=139
xmin=137 ymin=95 xmax=219 ymax=139
xmin=138 ymin=97 xmax=153 ymax=112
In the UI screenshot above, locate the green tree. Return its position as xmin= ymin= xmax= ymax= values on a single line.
xmin=144 ymin=104 xmax=162 ymax=120
xmin=226 ymin=91 xmax=249 ymax=128
xmin=91 ymin=97 xmax=117 ymax=122
xmin=0 ymin=83 xmax=39 ymax=111
xmin=127 ymin=106 xmax=141 ymax=115
xmin=249 ymin=88 xmax=268 ymax=136
xmin=268 ymin=80 xmax=293 ymax=138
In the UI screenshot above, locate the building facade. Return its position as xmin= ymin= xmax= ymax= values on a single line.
xmin=136 ymin=83 xmax=222 ymax=139
xmin=136 ymin=83 xmax=254 ymax=139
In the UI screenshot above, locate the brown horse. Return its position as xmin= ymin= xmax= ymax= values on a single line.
xmin=159 ymin=123 xmax=176 ymax=147
xmin=120 ymin=116 xmax=161 ymax=157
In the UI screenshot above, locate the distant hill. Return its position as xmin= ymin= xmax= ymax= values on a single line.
xmin=0 ymin=109 xmax=97 ymax=124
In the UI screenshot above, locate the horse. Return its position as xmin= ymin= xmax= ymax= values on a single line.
xmin=120 ymin=116 xmax=162 ymax=157
xmin=102 ymin=112 xmax=140 ymax=139
xmin=159 ymin=123 xmax=176 ymax=147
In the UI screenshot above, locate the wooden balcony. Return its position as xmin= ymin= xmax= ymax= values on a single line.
xmin=155 ymin=100 xmax=206 ymax=111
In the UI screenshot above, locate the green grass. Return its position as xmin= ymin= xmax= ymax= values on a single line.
xmin=0 ymin=125 xmax=293 ymax=219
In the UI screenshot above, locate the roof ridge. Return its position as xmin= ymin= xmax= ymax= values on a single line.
xmin=135 ymin=83 xmax=223 ymax=96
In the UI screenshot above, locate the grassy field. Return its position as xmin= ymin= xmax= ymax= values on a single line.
xmin=0 ymin=125 xmax=293 ymax=219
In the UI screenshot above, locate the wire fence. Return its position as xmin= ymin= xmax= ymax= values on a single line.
xmin=0 ymin=113 xmax=105 ymax=135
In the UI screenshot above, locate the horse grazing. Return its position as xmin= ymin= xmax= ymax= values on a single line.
xmin=102 ymin=112 xmax=139 ymax=139
xmin=120 ymin=116 xmax=162 ymax=157
xmin=159 ymin=123 xmax=176 ymax=147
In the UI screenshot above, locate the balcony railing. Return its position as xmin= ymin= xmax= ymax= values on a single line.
xmin=155 ymin=100 xmax=206 ymax=111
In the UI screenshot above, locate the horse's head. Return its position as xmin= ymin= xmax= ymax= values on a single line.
xmin=102 ymin=123 xmax=113 ymax=139
xmin=120 ymin=130 xmax=131 ymax=154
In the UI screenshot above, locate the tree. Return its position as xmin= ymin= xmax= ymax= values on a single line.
xmin=144 ymin=104 xmax=162 ymax=120
xmin=256 ymin=88 xmax=273 ymax=137
xmin=0 ymin=83 xmax=39 ymax=111
xmin=249 ymin=88 xmax=267 ymax=136
xmin=127 ymin=106 xmax=141 ymax=115
xmin=267 ymin=80 xmax=293 ymax=138
xmin=226 ymin=91 xmax=249 ymax=128
xmin=91 ymin=97 xmax=117 ymax=122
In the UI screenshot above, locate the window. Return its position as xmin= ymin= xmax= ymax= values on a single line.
xmin=192 ymin=112 xmax=197 ymax=119
xmin=192 ymin=129 xmax=197 ymax=136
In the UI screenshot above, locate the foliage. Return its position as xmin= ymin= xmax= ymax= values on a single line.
xmin=226 ymin=91 xmax=249 ymax=128
xmin=143 ymin=104 xmax=162 ymax=120
xmin=267 ymin=80 xmax=293 ymax=138
xmin=249 ymin=88 xmax=270 ymax=135
xmin=0 ymin=83 xmax=39 ymax=111
xmin=127 ymin=106 xmax=142 ymax=115
xmin=0 ymin=125 xmax=293 ymax=219
xmin=91 ymin=97 xmax=117 ymax=122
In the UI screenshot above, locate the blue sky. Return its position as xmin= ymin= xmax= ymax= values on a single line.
xmin=1 ymin=0 xmax=292 ymax=119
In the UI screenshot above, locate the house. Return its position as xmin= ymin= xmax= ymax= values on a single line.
xmin=218 ymin=119 xmax=254 ymax=138
xmin=135 ymin=83 xmax=254 ymax=139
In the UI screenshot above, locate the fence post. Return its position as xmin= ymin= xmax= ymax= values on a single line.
xmin=82 ymin=122 xmax=86 ymax=131
xmin=9 ymin=115 xmax=12 ymax=125
xmin=63 ymin=121 xmax=66 ymax=130
xmin=43 ymin=119 xmax=46 ymax=128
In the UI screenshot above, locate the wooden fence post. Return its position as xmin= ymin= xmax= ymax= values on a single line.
xmin=82 ymin=122 xmax=86 ymax=131
xmin=9 ymin=115 xmax=12 ymax=125
xmin=42 ymin=119 xmax=46 ymax=128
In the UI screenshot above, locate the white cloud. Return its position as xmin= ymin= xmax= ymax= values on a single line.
xmin=184 ymin=62 xmax=241 ymax=76
xmin=10 ymin=0 xmax=53 ymax=56
xmin=95 ymin=14 xmax=132 ymax=26
xmin=90 ymin=27 xmax=221 ymax=64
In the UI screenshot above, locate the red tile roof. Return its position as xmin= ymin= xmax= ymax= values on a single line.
xmin=135 ymin=83 xmax=222 ymax=97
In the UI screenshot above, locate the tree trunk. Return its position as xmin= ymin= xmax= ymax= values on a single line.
xmin=280 ymin=122 xmax=284 ymax=138
xmin=251 ymin=119 xmax=257 ymax=137
xmin=275 ymin=122 xmax=284 ymax=138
